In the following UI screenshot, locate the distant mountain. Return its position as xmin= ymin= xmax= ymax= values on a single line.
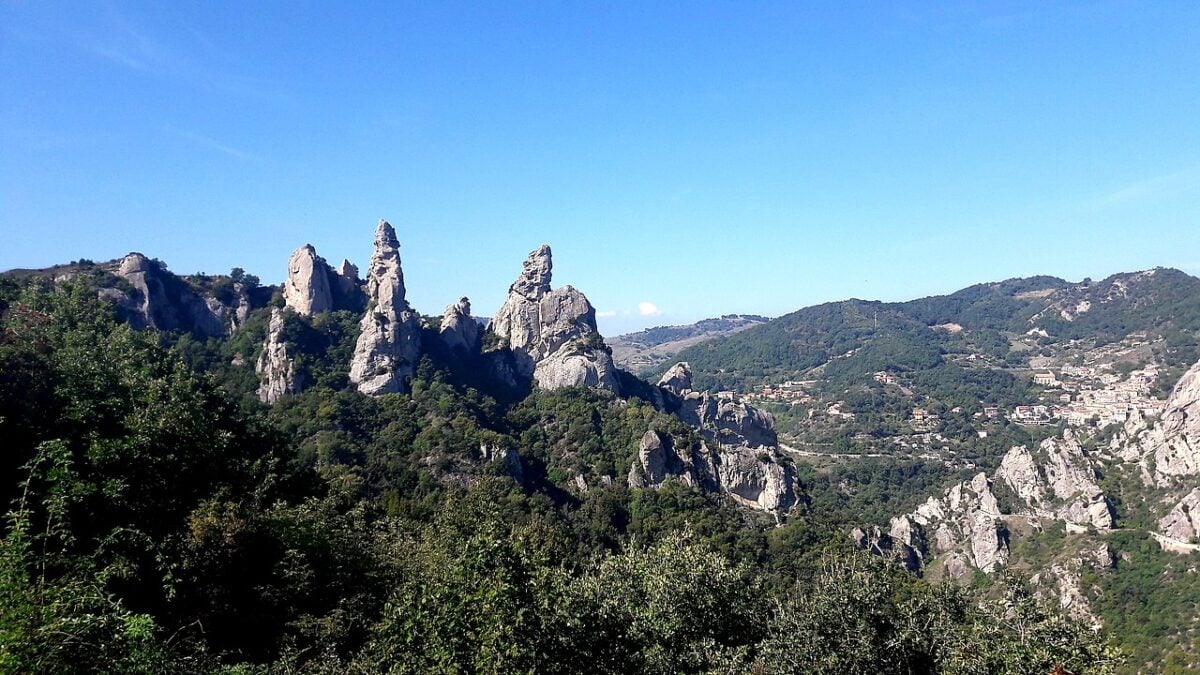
xmin=673 ymin=269 xmax=1200 ymax=395
xmin=607 ymin=314 xmax=769 ymax=372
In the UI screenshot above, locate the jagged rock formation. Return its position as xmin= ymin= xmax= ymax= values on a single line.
xmin=658 ymin=362 xmax=778 ymax=449
xmin=256 ymin=308 xmax=303 ymax=404
xmin=282 ymin=245 xmax=365 ymax=316
xmin=1160 ymin=488 xmax=1200 ymax=544
xmin=995 ymin=434 xmax=1113 ymax=531
xmin=628 ymin=430 xmax=711 ymax=489
xmin=103 ymin=252 xmax=233 ymax=337
xmin=1028 ymin=544 xmax=1114 ymax=625
xmin=348 ymin=220 xmax=422 ymax=395
xmin=856 ymin=472 xmax=1009 ymax=575
xmin=333 ymin=259 xmax=362 ymax=303
xmin=440 ymin=297 xmax=481 ymax=353
xmin=861 ymin=431 xmax=1121 ymax=576
xmin=645 ymin=362 xmax=797 ymax=515
xmin=715 ymin=446 xmax=797 ymax=513
xmin=487 ymin=245 xmax=619 ymax=392
xmin=1135 ymin=359 xmax=1200 ymax=484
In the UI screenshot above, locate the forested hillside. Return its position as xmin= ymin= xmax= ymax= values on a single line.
xmin=0 ymin=265 xmax=1120 ymax=673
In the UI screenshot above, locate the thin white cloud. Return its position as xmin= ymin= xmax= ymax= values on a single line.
xmin=596 ymin=310 xmax=618 ymax=318
xmin=1095 ymin=168 xmax=1200 ymax=208
xmin=169 ymin=127 xmax=257 ymax=161
xmin=638 ymin=302 xmax=662 ymax=317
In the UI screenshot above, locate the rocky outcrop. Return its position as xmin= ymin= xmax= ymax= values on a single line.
xmin=283 ymin=245 xmax=333 ymax=316
xmin=658 ymin=363 xmax=778 ymax=449
xmin=1138 ymin=359 xmax=1200 ymax=484
xmin=858 ymin=473 xmax=1009 ymax=574
xmin=282 ymin=246 xmax=365 ymax=316
xmin=333 ymin=259 xmax=363 ymax=306
xmin=647 ymin=362 xmax=797 ymax=515
xmin=256 ymin=308 xmax=303 ymax=404
xmin=715 ymin=445 xmax=797 ymax=513
xmin=626 ymin=427 xmax=795 ymax=515
xmin=996 ymin=434 xmax=1113 ymax=531
xmin=628 ymin=430 xmax=710 ymax=489
xmin=348 ymin=220 xmax=422 ymax=395
xmin=487 ymin=246 xmax=619 ymax=393
xmin=1159 ymin=488 xmax=1200 ymax=543
xmin=479 ymin=444 xmax=524 ymax=483
xmin=658 ymin=361 xmax=693 ymax=394
xmin=1029 ymin=545 xmax=1113 ymax=625
xmin=106 ymin=252 xmax=231 ymax=337
xmin=440 ymin=298 xmax=481 ymax=353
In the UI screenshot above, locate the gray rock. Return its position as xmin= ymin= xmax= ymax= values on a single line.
xmin=487 ymin=245 xmax=619 ymax=392
xmin=996 ymin=434 xmax=1113 ymax=531
xmin=256 ymin=308 xmax=304 ymax=404
xmin=348 ymin=220 xmax=423 ymax=395
xmin=109 ymin=252 xmax=228 ymax=337
xmin=283 ymin=244 xmax=333 ymax=316
xmin=1141 ymin=359 xmax=1200 ymax=484
xmin=659 ymin=365 xmax=778 ymax=451
xmin=657 ymin=361 xmax=694 ymax=395
xmin=1159 ymin=488 xmax=1200 ymax=543
xmin=627 ymin=430 xmax=713 ymax=490
xmin=333 ymin=259 xmax=363 ymax=303
xmin=440 ymin=297 xmax=481 ymax=353
xmin=479 ymin=443 xmax=524 ymax=483
xmin=879 ymin=472 xmax=1009 ymax=574
xmin=715 ymin=445 xmax=796 ymax=514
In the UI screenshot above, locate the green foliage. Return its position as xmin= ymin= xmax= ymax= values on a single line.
xmin=0 ymin=276 xmax=1126 ymax=673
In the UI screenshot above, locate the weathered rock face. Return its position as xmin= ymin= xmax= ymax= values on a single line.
xmin=487 ymin=245 xmax=619 ymax=392
xmin=333 ymin=259 xmax=363 ymax=306
xmin=282 ymin=246 xmax=365 ymax=316
xmin=715 ymin=445 xmax=796 ymax=513
xmin=996 ymin=434 xmax=1113 ymax=531
xmin=1138 ymin=360 xmax=1200 ymax=484
xmin=283 ymin=245 xmax=333 ymax=316
xmin=646 ymin=362 xmax=797 ymax=515
xmin=440 ymin=297 xmax=481 ymax=354
xmin=658 ymin=361 xmax=693 ymax=394
xmin=348 ymin=220 xmax=422 ymax=395
xmin=107 ymin=252 xmax=230 ymax=337
xmin=628 ymin=430 xmax=709 ymax=489
xmin=1160 ymin=488 xmax=1200 ymax=543
xmin=256 ymin=308 xmax=303 ymax=404
xmin=658 ymin=363 xmax=778 ymax=449
xmin=860 ymin=472 xmax=1008 ymax=574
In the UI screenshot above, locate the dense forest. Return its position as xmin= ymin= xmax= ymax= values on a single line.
xmin=0 ymin=274 xmax=1123 ymax=673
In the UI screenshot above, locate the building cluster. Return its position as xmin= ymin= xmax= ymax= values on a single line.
xmin=909 ymin=407 xmax=940 ymax=432
xmin=1010 ymin=364 xmax=1165 ymax=428
xmin=747 ymin=381 xmax=815 ymax=405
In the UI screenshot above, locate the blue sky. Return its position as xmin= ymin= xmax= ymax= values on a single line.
xmin=2 ymin=2 xmax=1199 ymax=335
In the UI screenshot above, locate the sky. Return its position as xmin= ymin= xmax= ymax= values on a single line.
xmin=2 ymin=1 xmax=1199 ymax=335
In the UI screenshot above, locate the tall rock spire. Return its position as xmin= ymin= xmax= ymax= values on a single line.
xmin=348 ymin=219 xmax=422 ymax=395
xmin=487 ymin=244 xmax=619 ymax=392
